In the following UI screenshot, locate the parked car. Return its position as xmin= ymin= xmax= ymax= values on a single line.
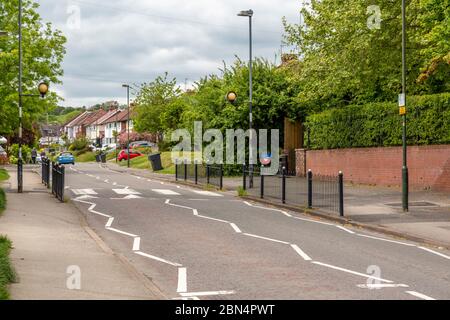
xmin=0 ymin=136 xmax=7 ymax=145
xmin=129 ymin=141 xmax=156 ymax=148
xmin=36 ymin=154 xmax=42 ymax=164
xmin=56 ymin=151 xmax=75 ymax=165
xmin=101 ymin=143 xmax=117 ymax=151
xmin=117 ymin=149 xmax=142 ymax=162
xmin=0 ymin=146 xmax=6 ymax=157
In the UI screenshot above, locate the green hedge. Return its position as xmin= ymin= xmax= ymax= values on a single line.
xmin=305 ymin=93 xmax=450 ymax=149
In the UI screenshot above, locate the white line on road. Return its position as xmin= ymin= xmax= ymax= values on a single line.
xmin=179 ymin=290 xmax=235 ymax=297
xmin=356 ymin=234 xmax=416 ymax=247
xmin=113 ymin=188 xmax=141 ymax=195
xmin=405 ymin=291 xmax=436 ymax=300
xmin=336 ymin=225 xmax=355 ymax=234
xmin=106 ymin=227 xmax=138 ymax=238
xmin=357 ymin=283 xmax=408 ymax=289
xmin=135 ymin=251 xmax=182 ymax=267
xmin=243 ymin=201 xmax=292 ymax=217
xmin=290 ymin=244 xmax=312 ymax=261
xmin=312 ymin=261 xmax=393 ymax=283
xmin=242 ymin=233 xmax=290 ymax=245
xmin=230 ymin=223 xmax=242 ymax=233
xmin=152 ymin=189 xmax=180 ymax=195
xmin=177 ymin=267 xmax=187 ymax=293
xmin=192 ymin=190 xmax=223 ymax=197
xmin=418 ymin=246 xmax=450 ymax=260
xmin=197 ymin=215 xmax=229 ymax=223
xmin=71 ymin=188 xmax=98 ymax=195
xmin=105 ymin=217 xmax=114 ymax=228
xmin=132 ymin=237 xmax=141 ymax=251
xmin=165 ymin=199 xmax=194 ymax=210
xmin=292 ymin=216 xmax=334 ymax=226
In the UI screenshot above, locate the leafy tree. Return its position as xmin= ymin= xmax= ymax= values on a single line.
xmin=0 ymin=0 xmax=66 ymax=137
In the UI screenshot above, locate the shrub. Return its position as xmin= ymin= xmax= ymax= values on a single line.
xmin=69 ymin=137 xmax=90 ymax=151
xmin=305 ymin=93 xmax=450 ymax=149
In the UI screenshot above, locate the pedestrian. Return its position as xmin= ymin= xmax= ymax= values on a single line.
xmin=31 ymin=148 xmax=37 ymax=164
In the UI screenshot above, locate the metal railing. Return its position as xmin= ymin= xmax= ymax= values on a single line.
xmin=175 ymin=162 xmax=223 ymax=189
xmin=51 ymin=162 xmax=65 ymax=202
xmin=243 ymin=166 xmax=344 ymax=216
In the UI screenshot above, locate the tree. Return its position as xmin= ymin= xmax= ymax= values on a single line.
xmin=0 ymin=0 xmax=66 ymax=137
xmin=283 ymin=0 xmax=449 ymax=111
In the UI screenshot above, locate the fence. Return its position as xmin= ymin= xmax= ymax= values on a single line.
xmin=243 ymin=166 xmax=344 ymax=216
xmin=51 ymin=162 xmax=65 ymax=202
xmin=42 ymin=157 xmax=51 ymax=188
xmin=175 ymin=162 xmax=223 ymax=189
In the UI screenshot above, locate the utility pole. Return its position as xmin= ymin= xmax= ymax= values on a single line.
xmin=18 ymin=0 xmax=23 ymax=193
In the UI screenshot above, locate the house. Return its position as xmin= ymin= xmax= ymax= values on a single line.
xmin=83 ymin=109 xmax=107 ymax=143
xmin=39 ymin=124 xmax=62 ymax=146
xmin=94 ymin=109 xmax=121 ymax=146
xmin=63 ymin=111 xmax=89 ymax=142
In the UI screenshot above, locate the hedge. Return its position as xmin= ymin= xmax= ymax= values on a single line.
xmin=304 ymin=93 xmax=450 ymax=150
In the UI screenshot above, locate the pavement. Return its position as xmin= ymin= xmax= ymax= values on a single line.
xmin=105 ymin=161 xmax=450 ymax=249
xmin=56 ymin=162 xmax=450 ymax=299
xmin=0 ymin=166 xmax=164 ymax=300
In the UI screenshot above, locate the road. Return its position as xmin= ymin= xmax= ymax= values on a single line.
xmin=65 ymin=162 xmax=450 ymax=300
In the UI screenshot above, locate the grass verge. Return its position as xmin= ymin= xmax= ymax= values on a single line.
xmin=75 ymin=151 xmax=96 ymax=162
xmin=0 ymin=236 xmax=15 ymax=300
xmin=117 ymin=151 xmax=175 ymax=174
xmin=0 ymin=169 xmax=9 ymax=182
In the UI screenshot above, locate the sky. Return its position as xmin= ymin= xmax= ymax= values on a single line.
xmin=36 ymin=0 xmax=302 ymax=107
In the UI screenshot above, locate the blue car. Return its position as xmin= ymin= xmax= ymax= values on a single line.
xmin=56 ymin=152 xmax=75 ymax=165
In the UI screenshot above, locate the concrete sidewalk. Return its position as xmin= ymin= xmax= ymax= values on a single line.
xmin=0 ymin=166 xmax=164 ymax=299
xmin=105 ymin=161 xmax=450 ymax=249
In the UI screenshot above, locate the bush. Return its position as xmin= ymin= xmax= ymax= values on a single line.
xmin=305 ymin=93 xmax=450 ymax=149
xmin=69 ymin=137 xmax=90 ymax=151
xmin=9 ymin=144 xmax=31 ymax=163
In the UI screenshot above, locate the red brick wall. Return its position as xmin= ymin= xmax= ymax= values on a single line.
xmin=297 ymin=145 xmax=450 ymax=191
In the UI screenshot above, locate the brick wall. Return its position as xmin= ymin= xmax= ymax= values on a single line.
xmin=296 ymin=145 xmax=450 ymax=191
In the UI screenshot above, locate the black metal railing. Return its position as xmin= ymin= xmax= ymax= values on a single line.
xmin=242 ymin=166 xmax=344 ymax=216
xmin=42 ymin=157 xmax=51 ymax=188
xmin=51 ymin=162 xmax=65 ymax=202
xmin=175 ymin=162 xmax=223 ymax=189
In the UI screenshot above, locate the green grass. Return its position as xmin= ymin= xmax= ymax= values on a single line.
xmin=0 ymin=169 xmax=9 ymax=182
xmin=75 ymin=151 xmax=96 ymax=162
xmin=0 ymin=236 xmax=15 ymax=300
xmin=0 ymin=189 xmax=5 ymax=214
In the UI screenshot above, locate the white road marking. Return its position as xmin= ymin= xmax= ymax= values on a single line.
xmin=197 ymin=215 xmax=229 ymax=223
xmin=71 ymin=188 xmax=98 ymax=195
xmin=242 ymin=233 xmax=290 ymax=245
xmin=104 ymin=179 xmax=109 ymax=183
xmin=112 ymin=182 xmax=117 ymax=186
xmin=132 ymin=237 xmax=141 ymax=251
xmin=177 ymin=267 xmax=187 ymax=293
xmin=312 ymin=261 xmax=393 ymax=283
xmin=187 ymin=199 xmax=210 ymax=201
xmin=290 ymin=244 xmax=312 ymax=261
xmin=113 ymin=188 xmax=141 ymax=195
xmin=357 ymin=283 xmax=408 ymax=289
xmin=292 ymin=216 xmax=334 ymax=226
xmin=192 ymin=190 xmax=223 ymax=197
xmin=176 ymin=186 xmax=181 ymax=188
xmin=179 ymin=290 xmax=235 ymax=297
xmin=135 ymin=251 xmax=182 ymax=267
xmin=356 ymin=234 xmax=416 ymax=247
xmin=64 ymin=186 xmax=70 ymax=189
xmin=106 ymin=227 xmax=138 ymax=238
xmin=152 ymin=189 xmax=181 ymax=195
xmin=405 ymin=291 xmax=436 ymax=300
xmin=192 ymin=209 xmax=199 ymax=216
xmin=336 ymin=225 xmax=355 ymax=234
xmin=230 ymin=223 xmax=242 ymax=233
xmin=165 ymin=199 xmax=193 ymax=210
xmin=105 ymin=217 xmax=114 ymax=228
xmin=111 ymin=194 xmax=143 ymax=200
xmin=160 ymin=182 xmax=165 ymax=185
xmin=418 ymin=246 xmax=450 ymax=260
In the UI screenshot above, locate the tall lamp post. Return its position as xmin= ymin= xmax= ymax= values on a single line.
xmin=237 ymin=9 xmax=254 ymax=182
xmin=17 ymin=0 xmax=49 ymax=192
xmin=400 ymin=0 xmax=409 ymax=212
xmin=122 ymin=84 xmax=131 ymax=168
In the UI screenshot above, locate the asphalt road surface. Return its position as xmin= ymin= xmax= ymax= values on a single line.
xmin=66 ymin=162 xmax=450 ymax=300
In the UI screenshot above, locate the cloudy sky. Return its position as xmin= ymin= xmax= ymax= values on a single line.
xmin=36 ymin=0 xmax=302 ymax=107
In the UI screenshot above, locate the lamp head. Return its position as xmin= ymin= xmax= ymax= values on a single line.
xmin=237 ymin=10 xmax=253 ymax=17
xmin=225 ymin=91 xmax=237 ymax=104
xmin=38 ymin=82 xmax=49 ymax=98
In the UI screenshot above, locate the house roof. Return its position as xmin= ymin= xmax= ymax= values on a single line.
xmin=83 ymin=109 xmax=107 ymax=126
xmin=70 ymin=111 xmax=93 ymax=127
xmin=64 ymin=111 xmax=89 ymax=128
xmin=97 ymin=109 xmax=121 ymax=125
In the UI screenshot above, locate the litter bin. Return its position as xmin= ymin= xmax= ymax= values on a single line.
xmin=148 ymin=153 xmax=163 ymax=171
xmin=100 ymin=153 xmax=106 ymax=163
xmin=95 ymin=154 xmax=101 ymax=162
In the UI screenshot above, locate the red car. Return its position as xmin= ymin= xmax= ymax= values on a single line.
xmin=117 ymin=149 xmax=142 ymax=161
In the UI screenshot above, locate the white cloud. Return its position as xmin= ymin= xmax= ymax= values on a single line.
xmin=36 ymin=0 xmax=301 ymax=107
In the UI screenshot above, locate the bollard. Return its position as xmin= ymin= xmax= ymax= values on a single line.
xmin=260 ymin=172 xmax=264 ymax=199
xmin=175 ymin=161 xmax=178 ymax=181
xmin=194 ymin=163 xmax=198 ymax=184
xmin=282 ymin=166 xmax=286 ymax=204
xmin=307 ymin=169 xmax=312 ymax=209
xmin=243 ymin=164 xmax=247 ymax=190
xmin=60 ymin=165 xmax=65 ymax=202
xmin=206 ymin=165 xmax=210 ymax=185
xmin=219 ymin=164 xmax=223 ymax=190
xmin=338 ymin=171 xmax=344 ymax=217
xmin=184 ymin=162 xmax=187 ymax=181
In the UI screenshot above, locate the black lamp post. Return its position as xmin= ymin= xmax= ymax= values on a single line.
xmin=122 ymin=84 xmax=130 ymax=168
xmin=401 ymin=0 xmax=409 ymax=212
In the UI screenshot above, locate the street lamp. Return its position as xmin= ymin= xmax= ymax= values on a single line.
xmin=122 ymin=84 xmax=131 ymax=168
xmin=237 ymin=9 xmax=254 ymax=184
xmin=401 ymin=0 xmax=409 ymax=212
